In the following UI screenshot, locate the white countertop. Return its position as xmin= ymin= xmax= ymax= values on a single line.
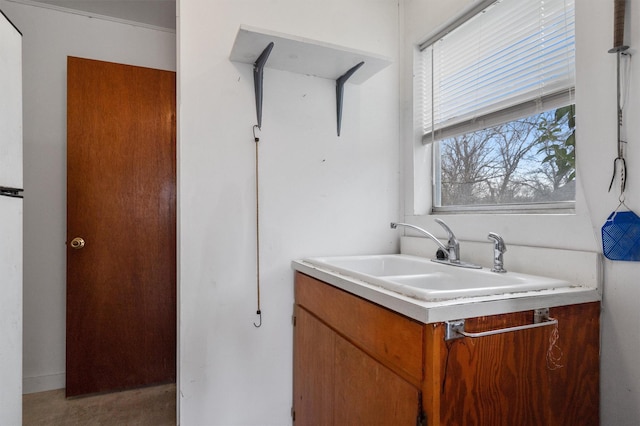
xmin=292 ymin=259 xmax=601 ymax=324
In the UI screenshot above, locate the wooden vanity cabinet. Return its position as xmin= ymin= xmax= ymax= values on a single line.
xmin=293 ymin=272 xmax=600 ymax=426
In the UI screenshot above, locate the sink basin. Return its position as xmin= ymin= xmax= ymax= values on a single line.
xmin=303 ymin=254 xmax=573 ymax=301
xmin=305 ymin=254 xmax=438 ymax=277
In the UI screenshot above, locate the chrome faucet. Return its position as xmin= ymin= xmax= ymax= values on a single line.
xmin=390 ymin=221 xmax=450 ymax=256
xmin=390 ymin=220 xmax=480 ymax=268
xmin=487 ymin=232 xmax=507 ymax=273
xmin=434 ymin=218 xmax=460 ymax=262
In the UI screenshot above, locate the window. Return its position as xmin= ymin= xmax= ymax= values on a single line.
xmin=418 ymin=0 xmax=575 ymax=211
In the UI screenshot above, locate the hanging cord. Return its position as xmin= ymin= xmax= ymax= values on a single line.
xmin=253 ymin=125 xmax=262 ymax=328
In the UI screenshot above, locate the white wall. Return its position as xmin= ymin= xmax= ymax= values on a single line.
xmin=0 ymin=0 xmax=176 ymax=393
xmin=592 ymin=1 xmax=640 ymax=424
xmin=0 ymin=9 xmax=23 ymax=425
xmin=402 ymin=1 xmax=640 ymax=425
xmin=178 ymin=0 xmax=399 ymax=424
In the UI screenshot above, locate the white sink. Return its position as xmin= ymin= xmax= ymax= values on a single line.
xmin=305 ymin=254 xmax=439 ymax=276
xmin=303 ymin=254 xmax=573 ymax=301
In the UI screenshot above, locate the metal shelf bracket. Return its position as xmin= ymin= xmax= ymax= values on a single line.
xmin=336 ymin=61 xmax=364 ymax=136
xmin=253 ymin=42 xmax=275 ymax=129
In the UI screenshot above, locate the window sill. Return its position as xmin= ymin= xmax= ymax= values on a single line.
xmin=432 ymin=201 xmax=575 ymax=215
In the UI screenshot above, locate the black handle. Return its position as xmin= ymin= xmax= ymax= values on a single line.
xmin=0 ymin=186 xmax=24 ymax=198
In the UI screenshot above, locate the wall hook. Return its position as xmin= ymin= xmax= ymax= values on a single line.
xmin=254 ymin=310 xmax=262 ymax=328
xmin=336 ymin=61 xmax=364 ymax=136
xmin=253 ymin=42 xmax=275 ymax=129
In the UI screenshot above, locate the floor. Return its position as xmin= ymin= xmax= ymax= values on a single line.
xmin=23 ymin=383 xmax=176 ymax=426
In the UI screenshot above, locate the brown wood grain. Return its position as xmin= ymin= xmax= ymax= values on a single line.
xmin=434 ymin=303 xmax=599 ymax=426
xmin=293 ymin=306 xmax=334 ymax=426
xmin=333 ymin=332 xmax=420 ymax=425
xmin=422 ymin=323 xmax=446 ymax=425
xmin=66 ymin=57 xmax=176 ymax=397
xmin=295 ymin=272 xmax=424 ymax=386
xmin=547 ymin=303 xmax=600 ymax=425
xmin=293 ymin=305 xmax=420 ymax=425
xmin=439 ymin=314 xmax=552 ymax=425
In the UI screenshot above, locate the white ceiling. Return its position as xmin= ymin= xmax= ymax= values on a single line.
xmin=27 ymin=0 xmax=176 ymax=30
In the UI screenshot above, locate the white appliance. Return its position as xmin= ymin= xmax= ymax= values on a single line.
xmin=0 ymin=8 xmax=23 ymax=425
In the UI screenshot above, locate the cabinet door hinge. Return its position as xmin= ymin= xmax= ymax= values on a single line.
xmin=417 ymin=391 xmax=426 ymax=426
xmin=291 ymin=406 xmax=296 ymax=421
xmin=292 ymin=314 xmax=296 ymax=326
xmin=417 ymin=411 xmax=426 ymax=426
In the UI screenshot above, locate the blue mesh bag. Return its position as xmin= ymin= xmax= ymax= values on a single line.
xmin=602 ymin=210 xmax=640 ymax=261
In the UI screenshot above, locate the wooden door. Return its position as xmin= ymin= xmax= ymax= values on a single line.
xmin=66 ymin=57 xmax=176 ymax=397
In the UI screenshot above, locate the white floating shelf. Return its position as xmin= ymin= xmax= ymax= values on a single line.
xmin=229 ymin=25 xmax=392 ymax=84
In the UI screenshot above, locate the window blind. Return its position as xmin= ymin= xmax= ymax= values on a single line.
xmin=419 ymin=0 xmax=575 ymax=143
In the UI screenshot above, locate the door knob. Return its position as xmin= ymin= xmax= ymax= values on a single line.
xmin=70 ymin=237 xmax=85 ymax=250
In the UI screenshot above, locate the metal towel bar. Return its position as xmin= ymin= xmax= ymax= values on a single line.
xmin=445 ymin=308 xmax=557 ymax=341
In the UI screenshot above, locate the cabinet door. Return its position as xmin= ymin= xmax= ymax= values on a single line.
xmin=295 ymin=272 xmax=423 ymax=385
xmin=334 ymin=334 xmax=421 ymax=426
xmin=293 ymin=306 xmax=334 ymax=426
xmin=294 ymin=306 xmax=421 ymax=425
xmin=440 ymin=324 xmax=552 ymax=425
xmin=437 ymin=304 xmax=599 ymax=426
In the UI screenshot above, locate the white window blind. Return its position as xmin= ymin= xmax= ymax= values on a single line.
xmin=419 ymin=0 xmax=575 ymax=143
